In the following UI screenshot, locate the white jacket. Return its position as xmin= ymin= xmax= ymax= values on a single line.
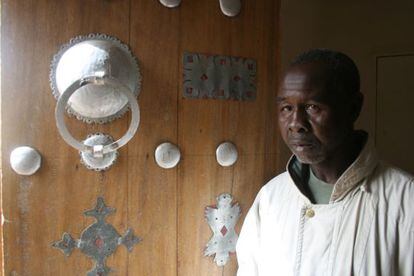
xmin=236 ymin=141 xmax=414 ymax=276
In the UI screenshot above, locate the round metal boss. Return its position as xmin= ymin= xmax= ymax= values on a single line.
xmin=155 ymin=142 xmax=181 ymax=169
xmin=10 ymin=146 xmax=42 ymax=176
xmin=159 ymin=0 xmax=182 ymax=8
xmin=50 ymin=33 xmax=141 ymax=124
xmin=55 ymin=76 xmax=140 ymax=156
xmin=216 ymin=142 xmax=238 ymax=167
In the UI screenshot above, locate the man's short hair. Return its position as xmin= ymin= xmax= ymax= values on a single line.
xmin=290 ymin=49 xmax=360 ymax=97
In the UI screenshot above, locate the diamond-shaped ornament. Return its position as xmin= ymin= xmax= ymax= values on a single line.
xmin=204 ymin=193 xmax=241 ymax=266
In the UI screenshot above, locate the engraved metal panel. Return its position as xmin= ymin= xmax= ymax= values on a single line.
xmin=183 ymin=52 xmax=256 ymax=101
xmin=52 ymin=197 xmax=141 ymax=275
xmin=204 ymin=193 xmax=241 ymax=266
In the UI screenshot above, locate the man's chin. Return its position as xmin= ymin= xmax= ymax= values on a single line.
xmin=294 ymin=153 xmax=325 ymax=165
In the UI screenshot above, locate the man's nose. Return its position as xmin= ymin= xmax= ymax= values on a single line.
xmin=288 ymin=108 xmax=309 ymax=133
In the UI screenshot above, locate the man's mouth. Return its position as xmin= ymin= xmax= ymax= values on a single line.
xmin=291 ymin=143 xmax=313 ymax=152
xmin=288 ymin=138 xmax=315 ymax=151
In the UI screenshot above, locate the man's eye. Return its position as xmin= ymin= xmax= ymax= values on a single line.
xmin=280 ymin=105 xmax=292 ymax=113
xmin=306 ymin=104 xmax=320 ymax=113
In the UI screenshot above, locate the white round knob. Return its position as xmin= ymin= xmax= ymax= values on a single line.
xmin=155 ymin=142 xmax=181 ymax=169
xmin=159 ymin=0 xmax=181 ymax=8
xmin=216 ymin=142 xmax=238 ymax=167
xmin=10 ymin=146 xmax=42 ymax=176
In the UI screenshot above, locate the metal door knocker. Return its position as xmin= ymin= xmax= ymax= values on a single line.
xmin=50 ymin=34 xmax=141 ymax=171
xmin=204 ymin=193 xmax=241 ymax=266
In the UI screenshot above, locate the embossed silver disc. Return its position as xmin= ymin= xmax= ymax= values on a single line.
xmin=50 ymin=33 xmax=141 ymax=124
xmin=80 ymin=133 xmax=118 ymax=171
xmin=219 ymin=0 xmax=242 ymax=17
xmin=159 ymin=0 xmax=181 ymax=8
xmin=10 ymin=146 xmax=42 ymax=176
xmin=155 ymin=142 xmax=181 ymax=169
xmin=216 ymin=142 xmax=238 ymax=167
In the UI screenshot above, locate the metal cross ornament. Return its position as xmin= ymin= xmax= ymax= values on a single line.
xmin=52 ymin=197 xmax=141 ymax=276
xmin=204 ymin=193 xmax=241 ymax=266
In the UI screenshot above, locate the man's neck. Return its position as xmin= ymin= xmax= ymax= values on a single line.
xmin=310 ymin=132 xmax=364 ymax=185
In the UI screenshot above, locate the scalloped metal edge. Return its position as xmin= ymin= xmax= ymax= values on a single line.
xmin=49 ymin=33 xmax=142 ymax=124
xmin=79 ymin=133 xmax=119 ymax=171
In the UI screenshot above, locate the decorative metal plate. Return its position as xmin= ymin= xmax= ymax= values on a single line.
xmin=183 ymin=52 xmax=256 ymax=101
xmin=204 ymin=193 xmax=241 ymax=266
xmin=52 ymin=197 xmax=141 ymax=275
xmin=50 ymin=33 xmax=141 ymax=124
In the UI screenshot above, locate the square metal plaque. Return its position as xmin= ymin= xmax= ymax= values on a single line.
xmin=183 ymin=52 xmax=257 ymax=101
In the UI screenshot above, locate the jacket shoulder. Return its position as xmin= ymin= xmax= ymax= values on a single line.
xmin=261 ymin=171 xmax=292 ymax=194
xmin=370 ymin=161 xmax=414 ymax=230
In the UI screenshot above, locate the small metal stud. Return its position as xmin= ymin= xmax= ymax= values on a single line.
xmin=159 ymin=0 xmax=181 ymax=8
xmin=155 ymin=142 xmax=181 ymax=169
xmin=216 ymin=142 xmax=238 ymax=167
xmin=10 ymin=146 xmax=42 ymax=176
xmin=219 ymin=0 xmax=242 ymax=17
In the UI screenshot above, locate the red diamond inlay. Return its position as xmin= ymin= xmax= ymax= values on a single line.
xmin=200 ymin=74 xmax=208 ymax=81
xmin=95 ymin=237 xmax=104 ymax=249
xmin=220 ymin=226 xmax=228 ymax=236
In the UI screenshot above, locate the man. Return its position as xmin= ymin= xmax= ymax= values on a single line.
xmin=236 ymin=49 xmax=414 ymax=275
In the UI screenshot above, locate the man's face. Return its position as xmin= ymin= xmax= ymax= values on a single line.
xmin=277 ymin=62 xmax=354 ymax=164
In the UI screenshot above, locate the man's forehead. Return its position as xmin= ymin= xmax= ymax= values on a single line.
xmin=282 ymin=70 xmax=311 ymax=90
xmin=279 ymin=64 xmax=326 ymax=93
xmin=283 ymin=62 xmax=329 ymax=84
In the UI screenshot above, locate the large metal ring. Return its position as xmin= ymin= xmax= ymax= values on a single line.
xmin=55 ymin=76 xmax=140 ymax=155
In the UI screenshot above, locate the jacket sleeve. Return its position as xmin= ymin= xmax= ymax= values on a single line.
xmin=398 ymin=229 xmax=414 ymax=275
xmin=398 ymin=179 xmax=414 ymax=275
xmin=236 ymin=189 xmax=264 ymax=276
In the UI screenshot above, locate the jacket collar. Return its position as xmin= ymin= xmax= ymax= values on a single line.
xmin=286 ymin=131 xmax=379 ymax=203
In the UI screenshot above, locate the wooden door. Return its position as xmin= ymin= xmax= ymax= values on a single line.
xmin=1 ymin=1 xmax=280 ymax=275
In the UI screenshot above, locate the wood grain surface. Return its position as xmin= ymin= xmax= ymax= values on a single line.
xmin=1 ymin=0 xmax=280 ymax=275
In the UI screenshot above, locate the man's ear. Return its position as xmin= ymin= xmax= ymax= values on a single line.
xmin=350 ymin=91 xmax=364 ymax=123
